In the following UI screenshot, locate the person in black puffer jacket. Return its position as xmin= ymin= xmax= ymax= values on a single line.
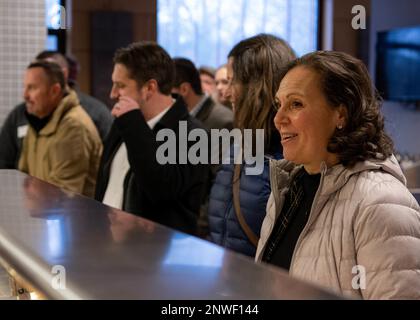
xmin=208 ymin=34 xmax=296 ymax=257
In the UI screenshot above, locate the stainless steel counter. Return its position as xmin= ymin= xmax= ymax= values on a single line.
xmin=0 ymin=170 xmax=341 ymax=299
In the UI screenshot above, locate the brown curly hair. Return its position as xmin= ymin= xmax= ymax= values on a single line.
xmin=285 ymin=51 xmax=394 ymax=167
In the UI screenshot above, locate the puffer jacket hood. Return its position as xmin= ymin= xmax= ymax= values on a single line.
xmin=269 ymin=155 xmax=406 ymax=201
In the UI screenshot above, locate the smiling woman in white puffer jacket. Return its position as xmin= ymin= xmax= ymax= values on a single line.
xmin=255 ymin=51 xmax=420 ymax=300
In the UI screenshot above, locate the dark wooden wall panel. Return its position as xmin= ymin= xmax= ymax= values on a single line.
xmin=90 ymin=11 xmax=133 ymax=108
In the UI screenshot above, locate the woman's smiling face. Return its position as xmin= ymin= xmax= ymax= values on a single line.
xmin=274 ymin=66 xmax=345 ymax=174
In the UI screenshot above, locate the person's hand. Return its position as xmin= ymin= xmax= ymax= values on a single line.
xmin=111 ymin=96 xmax=140 ymax=118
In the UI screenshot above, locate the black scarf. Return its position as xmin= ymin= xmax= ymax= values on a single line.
xmin=24 ymin=110 xmax=53 ymax=133
xmin=262 ymin=168 xmax=321 ymax=270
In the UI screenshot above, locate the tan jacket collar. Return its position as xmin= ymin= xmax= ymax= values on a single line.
xmin=40 ymin=89 xmax=80 ymax=136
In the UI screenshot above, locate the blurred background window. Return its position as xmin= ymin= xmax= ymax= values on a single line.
xmin=45 ymin=0 xmax=66 ymax=51
xmin=158 ymin=0 xmax=319 ymax=67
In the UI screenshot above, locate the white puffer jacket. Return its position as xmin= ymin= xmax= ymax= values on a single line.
xmin=256 ymin=155 xmax=420 ymax=299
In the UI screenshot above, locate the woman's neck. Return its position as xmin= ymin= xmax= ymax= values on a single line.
xmin=303 ymin=154 xmax=339 ymax=174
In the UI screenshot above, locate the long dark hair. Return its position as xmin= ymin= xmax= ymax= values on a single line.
xmin=228 ymin=34 xmax=295 ymax=149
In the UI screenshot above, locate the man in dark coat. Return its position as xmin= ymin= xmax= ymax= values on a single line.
xmin=173 ymin=58 xmax=233 ymax=131
xmin=172 ymin=57 xmax=234 ymax=238
xmin=95 ymin=42 xmax=209 ymax=235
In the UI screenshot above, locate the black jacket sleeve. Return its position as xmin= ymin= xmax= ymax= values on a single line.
xmin=0 ymin=104 xmax=27 ymax=169
xmin=115 ymin=109 xmax=208 ymax=204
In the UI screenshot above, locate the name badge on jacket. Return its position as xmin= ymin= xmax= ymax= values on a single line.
xmin=17 ymin=125 xmax=28 ymax=139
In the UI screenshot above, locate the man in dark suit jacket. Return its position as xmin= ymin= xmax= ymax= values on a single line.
xmin=95 ymin=42 xmax=209 ymax=235
xmin=172 ymin=58 xmax=234 ymax=238
xmin=172 ymin=58 xmax=233 ymax=131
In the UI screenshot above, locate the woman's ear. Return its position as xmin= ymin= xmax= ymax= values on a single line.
xmin=336 ymin=104 xmax=348 ymax=129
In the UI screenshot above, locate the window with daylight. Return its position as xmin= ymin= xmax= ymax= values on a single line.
xmin=45 ymin=0 xmax=66 ymax=52
xmin=158 ymin=0 xmax=319 ymax=68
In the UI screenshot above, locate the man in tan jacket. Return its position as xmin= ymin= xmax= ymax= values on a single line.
xmin=19 ymin=61 xmax=102 ymax=197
